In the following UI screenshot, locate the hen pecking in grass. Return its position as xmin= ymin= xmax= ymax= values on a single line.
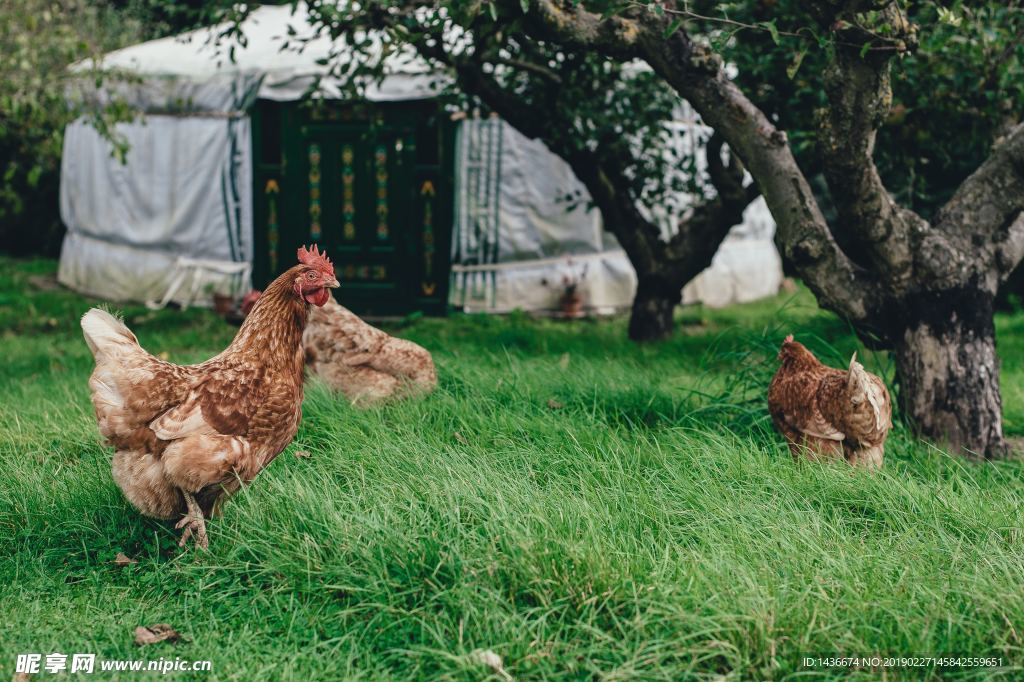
xmin=768 ymin=335 xmax=892 ymax=468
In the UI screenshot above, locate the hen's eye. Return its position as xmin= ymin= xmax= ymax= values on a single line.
xmin=306 ymin=271 xmax=317 ymax=280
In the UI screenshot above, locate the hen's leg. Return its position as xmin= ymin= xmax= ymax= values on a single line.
xmin=175 ymin=491 xmax=208 ymax=550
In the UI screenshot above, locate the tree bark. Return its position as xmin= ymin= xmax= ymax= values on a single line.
xmin=894 ymin=288 xmax=1005 ymax=457
xmin=629 ymin=273 xmax=683 ymax=341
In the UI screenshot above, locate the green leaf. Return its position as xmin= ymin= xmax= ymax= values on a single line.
xmin=27 ymin=165 xmax=42 ymax=188
xmin=786 ymin=48 xmax=807 ymax=79
xmin=601 ymin=3 xmax=632 ymax=20
xmin=759 ymin=20 xmax=780 ymax=46
xmin=664 ymin=18 xmax=684 ymax=38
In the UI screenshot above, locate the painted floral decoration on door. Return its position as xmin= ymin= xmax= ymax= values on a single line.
xmin=375 ymin=144 xmax=389 ymax=240
xmin=342 ymin=144 xmax=356 ymax=241
xmin=308 ymin=144 xmax=322 ymax=240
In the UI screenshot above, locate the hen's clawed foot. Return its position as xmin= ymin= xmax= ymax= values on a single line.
xmin=175 ymin=514 xmax=208 ymax=549
xmin=176 ymin=492 xmax=209 ymax=550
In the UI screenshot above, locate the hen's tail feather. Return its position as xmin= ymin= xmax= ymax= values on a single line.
xmin=81 ymin=308 xmax=139 ymax=359
xmin=846 ymin=355 xmax=888 ymax=431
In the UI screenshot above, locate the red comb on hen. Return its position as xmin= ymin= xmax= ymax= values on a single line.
xmin=784 ymin=334 xmax=794 ymax=344
xmin=297 ymin=244 xmax=335 ymax=277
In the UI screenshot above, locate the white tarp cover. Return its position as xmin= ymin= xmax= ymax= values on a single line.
xmin=58 ymin=116 xmax=252 ymax=303
xmin=71 ymin=3 xmax=441 ymax=113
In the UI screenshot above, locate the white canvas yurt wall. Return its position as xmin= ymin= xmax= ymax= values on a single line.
xmin=58 ymin=116 xmax=252 ymax=303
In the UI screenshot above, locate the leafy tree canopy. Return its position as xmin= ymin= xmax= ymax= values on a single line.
xmin=669 ymin=0 xmax=1023 ymax=217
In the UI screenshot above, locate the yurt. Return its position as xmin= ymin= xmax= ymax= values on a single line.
xmin=58 ymin=3 xmax=782 ymax=316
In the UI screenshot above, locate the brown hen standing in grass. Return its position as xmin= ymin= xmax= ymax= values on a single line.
xmin=768 ymin=335 xmax=892 ymax=468
xmin=81 ymin=245 xmax=339 ymax=548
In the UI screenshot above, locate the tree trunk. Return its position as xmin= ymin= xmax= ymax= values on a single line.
xmin=628 ymin=275 xmax=680 ymax=342
xmin=893 ymin=290 xmax=1007 ymax=457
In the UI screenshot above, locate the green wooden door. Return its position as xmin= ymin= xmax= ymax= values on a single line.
xmin=298 ymin=125 xmax=414 ymax=315
xmin=252 ymin=100 xmax=453 ymax=316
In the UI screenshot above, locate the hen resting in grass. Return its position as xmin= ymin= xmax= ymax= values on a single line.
xmin=243 ymin=291 xmax=437 ymax=406
xmin=768 ymin=335 xmax=892 ymax=468
xmin=81 ymin=246 xmax=338 ymax=548
xmin=303 ymin=294 xmax=436 ymax=406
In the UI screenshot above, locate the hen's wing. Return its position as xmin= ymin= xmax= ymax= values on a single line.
xmin=769 ymin=366 xmax=844 ymax=454
xmin=840 ymin=370 xmax=892 ymax=449
xmin=148 ymin=371 xmax=270 ymax=495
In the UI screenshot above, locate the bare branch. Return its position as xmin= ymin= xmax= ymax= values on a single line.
xmin=664 ymin=133 xmax=757 ymax=269
xmin=491 ymin=56 xmax=563 ymax=84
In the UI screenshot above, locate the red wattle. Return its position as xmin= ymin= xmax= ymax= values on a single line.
xmin=304 ymin=287 xmax=330 ymax=307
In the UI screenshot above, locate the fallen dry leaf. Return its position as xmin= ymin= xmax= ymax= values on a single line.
xmin=471 ymin=649 xmax=511 ymax=680
xmin=453 ymin=431 xmax=469 ymax=445
xmin=134 ymin=624 xmax=182 ymax=646
xmin=157 ymin=351 xmax=170 ymax=360
xmin=113 ymin=552 xmax=138 ymax=567
xmin=546 ymin=398 xmax=564 ymax=410
xmin=293 ymin=450 xmax=311 ymax=459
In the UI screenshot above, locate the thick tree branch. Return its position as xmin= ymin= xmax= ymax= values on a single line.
xmin=811 ymin=2 xmax=918 ymax=291
xmin=526 ymin=0 xmax=643 ymax=60
xmin=935 ymin=123 xmax=1024 ymax=281
xmin=646 ymin=50 xmax=877 ymax=324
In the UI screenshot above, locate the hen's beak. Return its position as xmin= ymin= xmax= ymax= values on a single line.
xmin=325 ymin=277 xmax=340 ymax=289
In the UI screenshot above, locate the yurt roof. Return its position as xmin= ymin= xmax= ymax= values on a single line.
xmin=72 ymin=3 xmax=447 ymax=109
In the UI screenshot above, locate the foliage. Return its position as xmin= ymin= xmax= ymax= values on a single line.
xmin=0 ymin=1 xmax=150 ymax=257
xmin=685 ymin=0 xmax=1024 ymax=217
xmin=104 ymin=0 xmax=235 ymax=37
xmin=0 ymin=0 xmax=233 ymax=258
xmin=5 ymin=257 xmax=1024 ymax=676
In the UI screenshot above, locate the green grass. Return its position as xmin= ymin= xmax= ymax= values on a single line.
xmin=2 ymin=256 xmax=1024 ymax=680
